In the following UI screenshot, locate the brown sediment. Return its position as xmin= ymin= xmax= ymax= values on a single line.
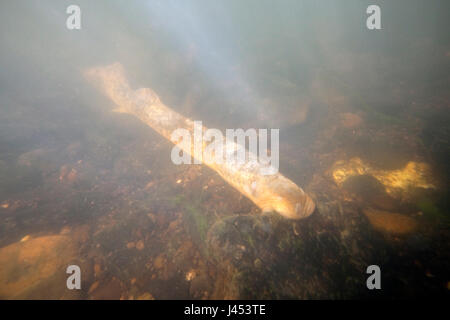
xmin=85 ymin=63 xmax=315 ymax=220
xmin=363 ymin=208 xmax=418 ymax=235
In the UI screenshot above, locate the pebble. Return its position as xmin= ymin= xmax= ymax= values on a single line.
xmin=147 ymin=213 xmax=156 ymax=223
xmin=185 ymin=269 xmax=196 ymax=281
xmin=136 ymin=240 xmax=145 ymax=251
xmin=94 ymin=263 xmax=102 ymax=277
xmin=363 ymin=208 xmax=418 ymax=235
xmin=254 ymin=259 xmax=262 ymax=268
xmin=60 ymin=226 xmax=71 ymax=235
xmin=67 ymin=168 xmax=78 ymax=182
xmin=145 ymin=181 xmax=155 ymax=189
xmin=88 ymin=281 xmax=99 ymax=294
xmin=154 ymin=255 xmax=164 ymax=269
xmin=137 ymin=292 xmax=154 ymax=300
xmin=340 ymin=112 xmax=363 ymax=129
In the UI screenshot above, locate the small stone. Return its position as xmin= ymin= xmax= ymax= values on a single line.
xmin=137 ymin=292 xmax=154 ymax=300
xmin=176 ymin=179 xmax=182 ymax=184
xmin=254 ymin=258 xmax=262 ymax=268
xmin=67 ymin=168 xmax=78 ymax=182
xmin=167 ymin=220 xmax=180 ymax=233
xmin=130 ymin=278 xmax=137 ymax=285
xmin=341 ymin=112 xmax=363 ymax=129
xmin=145 ymin=181 xmax=155 ymax=189
xmin=363 ymin=208 xmax=418 ymax=235
xmin=238 ymin=245 xmax=246 ymax=251
xmin=185 ymin=269 xmax=196 ymax=281
xmin=1 ymin=203 xmax=9 ymax=209
xmin=20 ymin=235 xmax=30 ymax=242
xmin=147 ymin=213 xmax=156 ymax=223
xmin=94 ymin=263 xmax=102 ymax=277
xmin=60 ymin=226 xmax=71 ymax=235
xmin=89 ymin=278 xmax=123 ymax=300
xmin=88 ymin=281 xmax=99 ymax=294
xmin=59 ymin=165 xmax=78 ymax=183
xmin=127 ymin=242 xmax=135 ymax=249
xmin=136 ymin=240 xmax=145 ymax=251
xmin=153 ymin=255 xmax=164 ymax=269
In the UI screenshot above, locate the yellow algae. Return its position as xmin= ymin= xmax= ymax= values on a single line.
xmin=363 ymin=208 xmax=418 ymax=235
xmin=331 ymin=157 xmax=436 ymax=199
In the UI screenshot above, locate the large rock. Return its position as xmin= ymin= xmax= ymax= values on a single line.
xmin=0 ymin=235 xmax=80 ymax=299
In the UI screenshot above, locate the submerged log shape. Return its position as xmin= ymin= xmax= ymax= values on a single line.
xmin=85 ymin=63 xmax=315 ymax=219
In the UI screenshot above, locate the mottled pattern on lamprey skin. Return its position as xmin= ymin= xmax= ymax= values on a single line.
xmin=85 ymin=63 xmax=315 ymax=219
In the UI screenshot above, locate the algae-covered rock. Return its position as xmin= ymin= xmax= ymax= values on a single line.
xmin=331 ymin=157 xmax=436 ymax=201
xmin=206 ymin=214 xmax=274 ymax=268
xmin=205 ymin=202 xmax=388 ymax=299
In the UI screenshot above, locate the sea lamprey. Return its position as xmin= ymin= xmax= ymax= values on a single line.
xmin=85 ymin=63 xmax=315 ymax=220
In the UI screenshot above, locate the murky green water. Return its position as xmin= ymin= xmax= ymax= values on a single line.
xmin=0 ymin=0 xmax=449 ymax=299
